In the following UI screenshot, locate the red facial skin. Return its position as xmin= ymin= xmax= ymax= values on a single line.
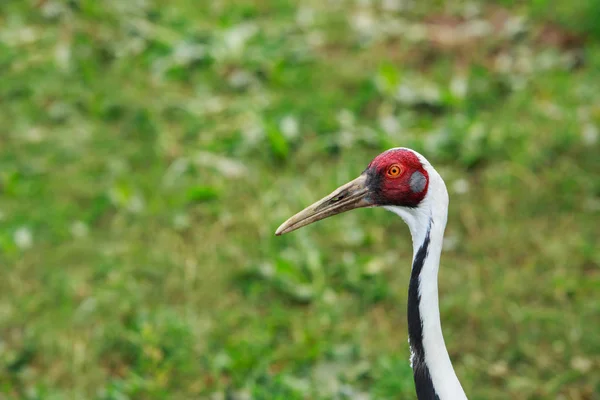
xmin=365 ymin=149 xmax=429 ymax=208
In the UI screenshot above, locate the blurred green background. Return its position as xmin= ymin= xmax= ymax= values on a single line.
xmin=1 ymin=0 xmax=599 ymax=399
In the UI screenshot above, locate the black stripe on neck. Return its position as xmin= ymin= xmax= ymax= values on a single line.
xmin=407 ymin=225 xmax=440 ymax=400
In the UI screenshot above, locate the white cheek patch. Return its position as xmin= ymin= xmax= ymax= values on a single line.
xmin=409 ymin=171 xmax=427 ymax=193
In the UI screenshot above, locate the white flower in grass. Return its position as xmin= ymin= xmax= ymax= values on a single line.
xmin=382 ymin=0 xmax=404 ymax=12
xmin=452 ymin=178 xmax=470 ymax=194
xmin=582 ymin=123 xmax=598 ymax=145
xmin=396 ymin=84 xmax=417 ymax=104
xmin=14 ymin=227 xmax=33 ymax=249
xmin=54 ymin=42 xmax=71 ymax=71
xmin=406 ymin=23 xmax=427 ymax=42
xmin=195 ymin=152 xmax=248 ymax=178
xmin=280 ymin=115 xmax=299 ymax=139
xmin=583 ymin=197 xmax=600 ymax=212
xmin=379 ymin=115 xmax=399 ymax=135
xmin=172 ymin=213 xmax=189 ymax=230
xmin=223 ymin=23 xmax=258 ymax=54
xmin=504 ymin=15 xmax=526 ymax=37
xmin=443 ymin=234 xmax=459 ymax=251
xmin=228 ymin=69 xmax=253 ymax=89
xmin=70 ymin=221 xmax=89 ymax=238
xmin=351 ymin=12 xmax=376 ymax=35
xmin=25 ymin=127 xmax=43 ymax=143
xmin=463 ymin=2 xmax=481 ymax=18
xmin=296 ymin=7 xmax=315 ymax=27
xmin=423 ymin=129 xmax=445 ymax=155
xmin=463 ymin=20 xmax=492 ymax=38
xmin=571 ymin=356 xmax=592 ymax=373
xmin=450 ymin=76 xmax=468 ymax=99
xmin=422 ymin=84 xmax=441 ymax=103
xmin=337 ymin=109 xmax=355 ymax=128
xmin=204 ymin=97 xmax=225 ymax=114
xmin=488 ymin=361 xmax=508 ymax=377
xmin=128 ymin=195 xmax=145 ymax=214
xmin=495 ymin=53 xmax=513 ymax=73
xmin=172 ymin=42 xmax=206 ymax=65
xmin=322 ymin=289 xmax=337 ymax=305
xmin=41 ymin=1 xmax=68 ymax=19
xmin=232 ymin=390 xmax=251 ymax=400
xmin=18 ymin=28 xmax=36 ymax=44
xmin=307 ymin=31 xmax=325 ymax=47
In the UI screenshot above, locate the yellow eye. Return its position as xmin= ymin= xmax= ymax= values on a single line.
xmin=387 ymin=164 xmax=402 ymax=178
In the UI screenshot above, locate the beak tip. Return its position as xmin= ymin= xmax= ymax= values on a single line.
xmin=274 ymin=225 xmax=286 ymax=236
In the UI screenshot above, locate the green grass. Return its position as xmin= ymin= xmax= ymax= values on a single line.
xmin=1 ymin=0 xmax=599 ymax=399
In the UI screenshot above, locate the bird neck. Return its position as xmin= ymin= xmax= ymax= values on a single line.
xmin=385 ymin=177 xmax=467 ymax=400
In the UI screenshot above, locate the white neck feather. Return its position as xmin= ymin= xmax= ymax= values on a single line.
xmin=385 ymin=160 xmax=467 ymax=400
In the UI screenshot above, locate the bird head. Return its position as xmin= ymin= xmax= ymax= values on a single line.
xmin=275 ymin=148 xmax=431 ymax=236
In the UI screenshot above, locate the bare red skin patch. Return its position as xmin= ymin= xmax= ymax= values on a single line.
xmin=365 ymin=149 xmax=429 ymax=207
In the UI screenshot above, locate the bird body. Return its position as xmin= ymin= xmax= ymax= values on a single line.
xmin=276 ymin=148 xmax=468 ymax=399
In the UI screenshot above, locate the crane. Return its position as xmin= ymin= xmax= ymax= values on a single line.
xmin=275 ymin=147 xmax=468 ymax=400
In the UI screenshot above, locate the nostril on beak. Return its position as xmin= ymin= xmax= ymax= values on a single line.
xmin=332 ymin=192 xmax=346 ymax=202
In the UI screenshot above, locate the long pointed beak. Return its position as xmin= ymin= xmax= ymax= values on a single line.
xmin=275 ymin=174 xmax=373 ymax=236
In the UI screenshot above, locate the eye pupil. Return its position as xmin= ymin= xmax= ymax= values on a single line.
xmin=388 ymin=165 xmax=401 ymax=177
